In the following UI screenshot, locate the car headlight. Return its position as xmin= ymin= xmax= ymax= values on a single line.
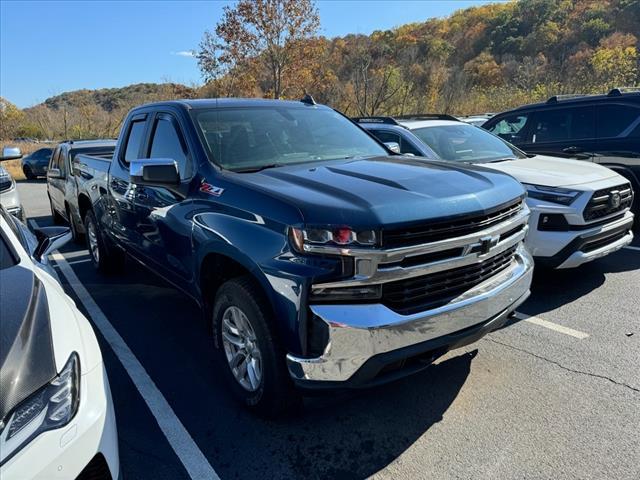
xmin=289 ymin=226 xmax=377 ymax=253
xmin=0 ymin=353 xmax=80 ymax=465
xmin=524 ymin=184 xmax=581 ymax=205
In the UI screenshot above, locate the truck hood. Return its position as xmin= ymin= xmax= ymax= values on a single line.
xmin=232 ymin=156 xmax=524 ymax=227
xmin=484 ymin=155 xmax=619 ymax=188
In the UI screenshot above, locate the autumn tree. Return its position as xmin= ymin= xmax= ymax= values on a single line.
xmin=0 ymin=97 xmax=25 ymax=140
xmin=197 ymin=0 xmax=320 ymax=99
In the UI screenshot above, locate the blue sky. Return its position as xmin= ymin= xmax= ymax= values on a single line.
xmin=1 ymin=0 xmax=498 ymax=108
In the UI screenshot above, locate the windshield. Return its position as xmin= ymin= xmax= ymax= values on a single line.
xmin=412 ymin=124 xmax=526 ymax=163
xmin=193 ymin=106 xmax=388 ymax=171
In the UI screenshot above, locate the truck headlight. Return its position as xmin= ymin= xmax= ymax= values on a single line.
xmin=524 ymin=184 xmax=581 ymax=205
xmin=0 ymin=353 xmax=80 ymax=465
xmin=289 ymin=226 xmax=377 ymax=253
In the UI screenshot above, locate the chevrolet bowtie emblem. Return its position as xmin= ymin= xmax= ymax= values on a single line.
xmin=479 ymin=235 xmax=499 ymax=255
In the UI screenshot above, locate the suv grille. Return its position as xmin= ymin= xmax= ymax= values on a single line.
xmin=382 ymin=245 xmax=517 ymax=315
xmin=583 ymin=184 xmax=633 ymax=221
xmin=382 ymin=199 xmax=523 ymax=248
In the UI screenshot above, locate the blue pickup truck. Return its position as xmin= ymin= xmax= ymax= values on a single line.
xmin=72 ymin=98 xmax=533 ymax=415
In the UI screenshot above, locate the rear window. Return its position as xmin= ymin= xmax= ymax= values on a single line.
xmin=596 ymin=105 xmax=640 ymax=138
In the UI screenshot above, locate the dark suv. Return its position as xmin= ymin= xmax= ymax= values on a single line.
xmin=483 ymin=89 xmax=640 ymax=213
xmin=21 ymin=147 xmax=53 ymax=179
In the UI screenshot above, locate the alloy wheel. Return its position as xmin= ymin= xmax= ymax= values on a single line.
xmin=86 ymin=220 xmax=100 ymax=263
xmin=221 ymin=306 xmax=263 ymax=392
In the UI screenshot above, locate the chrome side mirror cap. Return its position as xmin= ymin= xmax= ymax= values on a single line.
xmin=47 ymin=167 xmax=62 ymax=178
xmin=1 ymin=147 xmax=22 ymax=161
xmin=33 ymin=226 xmax=71 ymax=262
xmin=384 ymin=142 xmax=401 ymax=154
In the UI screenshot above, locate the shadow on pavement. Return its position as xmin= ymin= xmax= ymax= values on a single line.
xmin=16 ymin=178 xmax=47 ymax=184
xmin=519 ymin=248 xmax=640 ymax=317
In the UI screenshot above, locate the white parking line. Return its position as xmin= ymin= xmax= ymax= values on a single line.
xmin=66 ymin=258 xmax=92 ymax=265
xmin=29 ymin=220 xmax=219 ymax=480
xmin=515 ymin=312 xmax=589 ymax=339
xmin=623 ymin=245 xmax=640 ymax=252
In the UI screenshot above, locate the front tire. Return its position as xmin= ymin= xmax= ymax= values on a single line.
xmin=84 ymin=210 xmax=124 ymax=274
xmin=212 ymin=276 xmax=300 ymax=417
xmin=50 ymin=197 xmax=64 ymax=225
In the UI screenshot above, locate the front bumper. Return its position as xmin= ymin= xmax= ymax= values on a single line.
xmin=287 ymin=244 xmax=533 ymax=386
xmin=0 ymin=363 xmax=119 ymax=480
xmin=532 ymin=210 xmax=634 ymax=269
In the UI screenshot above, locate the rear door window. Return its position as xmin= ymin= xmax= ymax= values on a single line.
xmin=530 ymin=107 xmax=595 ymax=143
xmin=123 ymin=120 xmax=147 ymax=164
xmin=148 ymin=114 xmax=191 ymax=178
xmin=596 ymin=105 xmax=640 ymax=138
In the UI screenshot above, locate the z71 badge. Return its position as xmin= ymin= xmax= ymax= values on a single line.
xmin=200 ymin=183 xmax=225 ymax=197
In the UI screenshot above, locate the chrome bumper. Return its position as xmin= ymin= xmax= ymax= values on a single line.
xmin=287 ymin=244 xmax=534 ymax=383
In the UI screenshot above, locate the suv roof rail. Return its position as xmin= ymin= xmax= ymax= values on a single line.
xmin=546 ymin=94 xmax=592 ymax=103
xmin=352 ymin=116 xmax=400 ymax=125
xmin=395 ymin=113 xmax=460 ymax=121
xmin=608 ymin=87 xmax=640 ymax=96
xmin=60 ymin=138 xmax=116 ymax=144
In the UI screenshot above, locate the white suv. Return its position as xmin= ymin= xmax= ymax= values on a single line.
xmin=358 ymin=115 xmax=634 ymax=268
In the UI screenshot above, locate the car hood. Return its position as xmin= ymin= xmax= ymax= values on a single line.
xmin=484 ymin=155 xmax=619 ymax=188
xmin=0 ymin=265 xmax=56 ymax=424
xmin=232 ymin=156 xmax=524 ymax=227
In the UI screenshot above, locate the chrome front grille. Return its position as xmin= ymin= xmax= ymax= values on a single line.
xmin=382 ymin=198 xmax=523 ymax=248
xmin=583 ymin=184 xmax=633 ymax=221
xmin=382 ymin=245 xmax=518 ymax=314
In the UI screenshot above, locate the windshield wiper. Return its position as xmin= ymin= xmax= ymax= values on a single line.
xmin=486 ymin=157 xmax=518 ymax=163
xmin=232 ymin=163 xmax=282 ymax=173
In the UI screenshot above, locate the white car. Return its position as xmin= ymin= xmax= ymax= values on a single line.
xmin=0 ymin=206 xmax=119 ymax=478
xmin=358 ymin=116 xmax=634 ymax=268
xmin=0 ymin=163 xmax=24 ymax=221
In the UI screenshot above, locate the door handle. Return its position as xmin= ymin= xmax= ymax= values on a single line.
xmin=136 ymin=192 xmax=148 ymax=200
xmin=562 ymin=146 xmax=582 ymax=154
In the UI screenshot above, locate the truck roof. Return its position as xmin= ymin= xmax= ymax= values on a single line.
xmin=134 ymin=98 xmax=330 ymax=111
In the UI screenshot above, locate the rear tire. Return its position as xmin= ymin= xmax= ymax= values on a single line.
xmin=212 ymin=276 xmax=301 ymax=417
xmin=66 ymin=205 xmax=84 ymax=244
xmin=84 ymin=210 xmax=124 ymax=274
xmin=23 ymin=166 xmax=35 ymax=180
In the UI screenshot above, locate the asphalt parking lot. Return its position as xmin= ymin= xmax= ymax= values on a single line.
xmin=17 ymin=179 xmax=640 ymax=480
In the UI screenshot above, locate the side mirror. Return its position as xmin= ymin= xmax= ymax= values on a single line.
xmin=384 ymin=142 xmax=401 ymax=154
xmin=130 ymin=158 xmax=180 ymax=187
xmin=47 ymin=167 xmax=62 ymax=178
xmin=1 ymin=147 xmax=22 ymax=161
xmin=33 ymin=226 xmax=71 ymax=262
